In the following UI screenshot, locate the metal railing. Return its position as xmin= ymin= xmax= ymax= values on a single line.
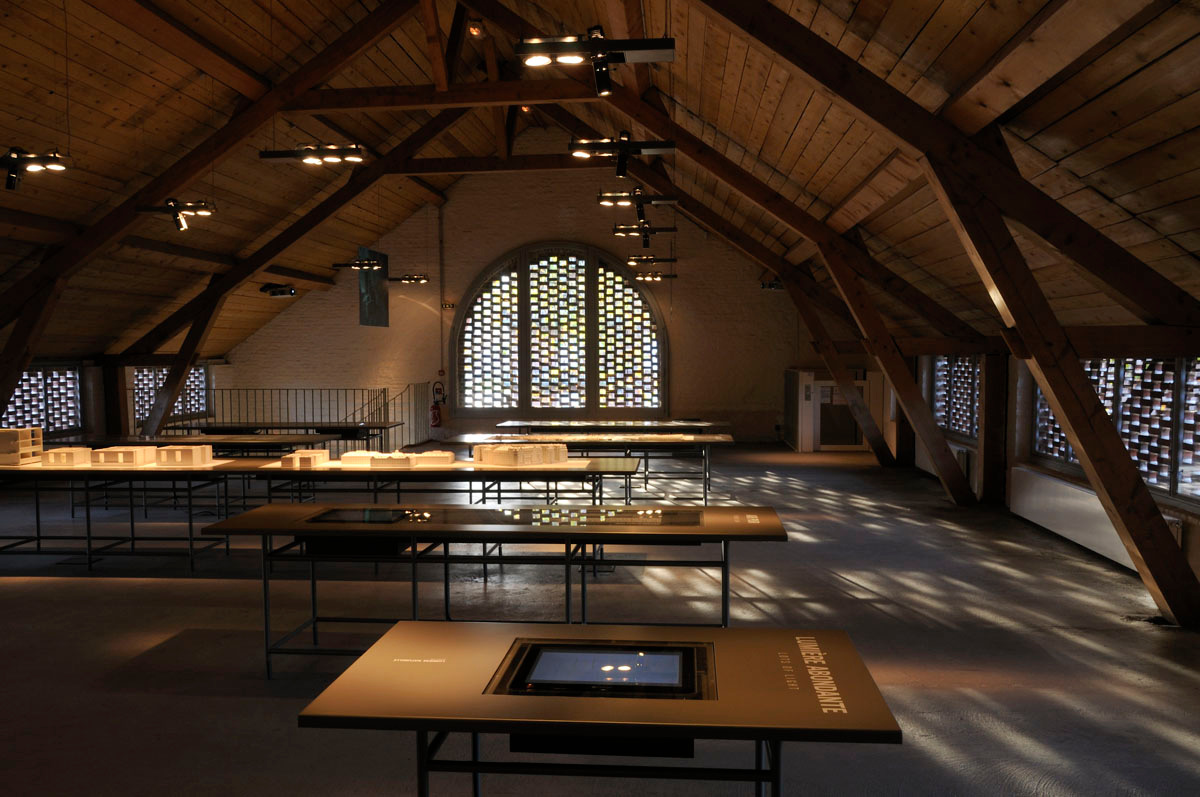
xmin=129 ymin=383 xmax=431 ymax=454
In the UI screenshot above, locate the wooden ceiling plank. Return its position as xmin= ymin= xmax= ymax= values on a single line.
xmin=286 ymin=78 xmax=600 ymax=112
xmin=924 ymin=151 xmax=1200 ymax=627
xmin=694 ymin=0 xmax=1200 ymax=328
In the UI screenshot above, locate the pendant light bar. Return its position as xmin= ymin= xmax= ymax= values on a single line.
xmin=259 ymin=144 xmax=366 ymax=165
xmin=5 ymin=147 xmax=68 ymax=190
xmin=138 ymin=198 xmax=216 ymax=232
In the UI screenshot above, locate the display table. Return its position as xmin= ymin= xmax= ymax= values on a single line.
xmin=172 ymin=421 xmax=404 ymax=441
xmin=450 ymin=433 xmax=734 ymax=504
xmin=52 ymin=433 xmax=341 ymax=456
xmin=0 ymin=457 xmax=641 ymax=568
xmin=496 ymin=419 xmax=730 ymax=434
xmin=203 ymin=503 xmax=786 ymax=676
xmin=299 ymin=621 xmax=900 ymax=796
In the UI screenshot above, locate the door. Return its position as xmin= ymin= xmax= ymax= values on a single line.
xmin=815 ymin=383 xmax=866 ymax=450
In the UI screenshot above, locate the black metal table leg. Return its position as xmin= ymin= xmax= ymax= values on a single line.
xmin=262 ymin=534 xmax=273 ymax=679
xmin=722 ymin=541 xmax=731 ymax=627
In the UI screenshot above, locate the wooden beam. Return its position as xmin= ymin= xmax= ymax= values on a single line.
xmin=783 ymin=279 xmax=896 ymax=467
xmin=0 ymin=207 xmax=78 ymax=236
xmin=695 ymin=0 xmax=1200 ymax=327
xmin=418 ymin=0 xmax=450 ymax=91
xmin=100 ymin=0 xmax=270 ymax=99
xmin=386 ymin=154 xmax=605 ymax=175
xmin=0 ymin=0 xmax=421 ymax=332
xmin=818 ymin=241 xmax=975 ymax=505
xmin=977 ymin=353 xmax=1008 ymax=504
xmin=121 ymin=236 xmax=236 ymax=267
xmin=0 ymin=279 xmax=67 ymax=415
xmin=286 ymin=79 xmax=599 ymax=112
xmin=444 ymin=4 xmax=470 ymax=84
xmin=605 ymin=87 xmax=985 ymax=341
xmin=139 ymin=293 xmax=224 ymax=436
xmin=123 ymin=109 xmax=468 ymax=356
xmin=923 ymin=153 xmax=1200 ymax=627
xmin=483 ymin=37 xmax=508 ymax=158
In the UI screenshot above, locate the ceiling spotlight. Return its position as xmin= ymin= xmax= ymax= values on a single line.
xmin=259 ymin=144 xmax=366 ymax=165
xmin=613 ymin=222 xmax=676 ymax=248
xmin=5 ymin=147 xmax=67 ymax=190
xmin=332 ymin=259 xmax=383 ymax=271
xmin=517 ymin=24 xmax=674 ymax=71
xmin=597 ymin=186 xmax=677 ymax=208
xmin=519 ymin=105 xmax=532 ymax=113
xmin=139 ymin=198 xmax=216 ymax=232
xmin=467 ymin=17 xmax=485 ymax=38
xmin=634 ymin=271 xmax=676 ymax=282
xmin=569 ymin=131 xmax=673 ymax=177
xmin=626 ymin=255 xmax=677 ymax=267
xmin=260 ymin=282 xmax=296 ymax=297
xmin=593 ymin=57 xmax=612 ymax=97
xmin=391 ymin=274 xmax=429 ymax=284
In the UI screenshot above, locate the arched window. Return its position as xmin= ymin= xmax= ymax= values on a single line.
xmin=454 ymin=242 xmax=667 ymax=415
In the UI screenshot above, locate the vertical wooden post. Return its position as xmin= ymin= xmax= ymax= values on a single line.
xmin=893 ymin=358 xmax=917 ymax=466
xmin=924 ymin=155 xmax=1200 ymax=627
xmin=977 ymin=353 xmax=1008 ymax=504
xmin=102 ymin=364 xmax=130 ymax=437
xmin=140 ymin=296 xmax=223 ymax=436
xmin=819 ymin=240 xmax=975 ymax=505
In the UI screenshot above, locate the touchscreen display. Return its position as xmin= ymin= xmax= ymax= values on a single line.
xmin=528 ymin=648 xmax=683 ymax=687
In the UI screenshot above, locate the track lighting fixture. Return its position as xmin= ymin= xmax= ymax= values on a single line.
xmin=516 ymin=24 xmax=674 ymax=72
xmin=467 ymin=17 xmax=485 ymax=38
xmin=570 ymin=131 xmax=673 ymax=178
xmin=597 ymin=186 xmax=677 ymax=207
xmin=391 ymin=274 xmax=429 ymax=284
xmin=613 ymin=222 xmax=677 ymax=248
xmin=259 ymin=144 xmax=366 ymax=165
xmin=139 ymin=198 xmax=215 ymax=232
xmin=634 ymin=271 xmax=676 ymax=282
xmin=331 ymin=259 xmax=383 ymax=271
xmin=5 ymin=147 xmax=67 ymax=190
xmin=625 ymin=255 xmax=677 ymax=267
xmin=260 ymin=283 xmax=296 ymax=297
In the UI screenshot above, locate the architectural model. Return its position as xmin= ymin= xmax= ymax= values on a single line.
xmin=472 ymin=443 xmax=569 ymax=466
xmin=280 ymin=449 xmax=331 ymax=469
xmin=44 ymin=447 xmax=92 ymax=466
xmin=0 ymin=427 xmax=43 ymax=466
xmin=156 ymin=445 xmax=213 ymax=466
xmin=339 ymin=450 xmax=384 ymax=467
xmin=369 ymin=450 xmax=457 ymax=468
xmin=91 ymin=446 xmax=156 ymax=467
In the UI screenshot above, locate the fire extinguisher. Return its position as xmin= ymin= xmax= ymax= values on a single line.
xmin=431 ymin=381 xmax=445 ymax=427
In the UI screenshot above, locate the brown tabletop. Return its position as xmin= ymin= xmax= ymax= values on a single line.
xmin=451 ymin=433 xmax=734 ymax=448
xmin=52 ymin=433 xmax=340 ymax=448
xmin=204 ymin=502 xmax=786 ymax=544
xmin=299 ymin=621 xmax=900 ymax=744
xmin=496 ymin=420 xmax=730 ymax=433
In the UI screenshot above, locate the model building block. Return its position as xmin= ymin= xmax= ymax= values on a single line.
xmin=370 ymin=452 xmax=415 ymax=468
xmin=44 ymin=447 xmax=92 ymax=467
xmin=156 ymin=445 xmax=213 ymax=466
xmin=472 ymin=443 xmax=568 ymax=466
xmin=414 ymin=450 xmax=456 ymax=465
xmin=92 ymin=446 xmax=156 ymax=467
xmin=339 ymin=450 xmax=383 ymax=467
xmin=0 ymin=427 xmax=43 ymax=466
xmin=280 ymin=450 xmax=330 ymax=469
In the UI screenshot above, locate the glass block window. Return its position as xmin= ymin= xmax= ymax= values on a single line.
xmin=461 ymin=267 xmax=519 ymax=408
xmin=1 ymin=368 xmax=82 ymax=432
xmin=457 ymin=243 xmax=665 ymax=414
xmin=529 ymin=254 xmax=587 ymax=408
xmin=132 ymin=365 xmax=208 ymax=421
xmin=1178 ymin=359 xmax=1200 ymax=498
xmin=1034 ymin=359 xmax=1119 ymax=462
xmin=1119 ymin=358 xmax=1174 ymax=488
xmin=932 ymin=355 xmax=980 ymax=438
xmin=598 ymin=265 xmax=660 ymax=408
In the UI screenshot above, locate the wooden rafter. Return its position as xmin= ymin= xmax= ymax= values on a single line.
xmin=444 ymin=4 xmax=470 ymax=84
xmin=819 ymin=241 xmax=975 ymax=505
xmin=603 ymin=87 xmax=985 ymax=342
xmin=123 ymin=109 xmax=468 ymax=356
xmin=603 ymin=0 xmax=656 ymax=100
xmin=924 ymin=154 xmax=1200 ymax=626
xmin=694 ymin=0 xmax=1200 ymax=327
xmin=286 ymin=79 xmax=600 ymax=112
xmin=483 ymin=37 xmax=508 ymax=158
xmin=0 ymin=0 xmax=421 ymax=333
xmin=977 ymin=354 xmax=1008 ymax=505
xmin=139 ymin=293 xmax=224 ymax=437
xmin=419 ymin=0 xmax=451 ymax=91
xmin=0 ymin=280 xmax=67 ymax=412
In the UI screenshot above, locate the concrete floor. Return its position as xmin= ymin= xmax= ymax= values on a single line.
xmin=0 ymin=446 xmax=1197 ymax=795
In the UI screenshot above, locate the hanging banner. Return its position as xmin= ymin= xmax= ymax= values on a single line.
xmin=358 ymin=246 xmax=389 ymax=327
